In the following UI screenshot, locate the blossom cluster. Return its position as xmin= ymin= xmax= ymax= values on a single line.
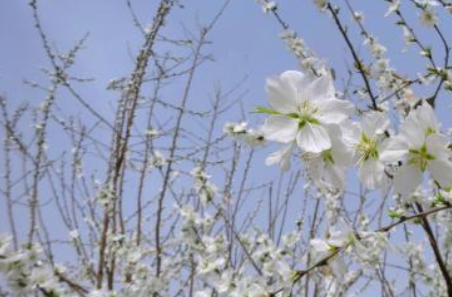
xmin=256 ymin=69 xmax=452 ymax=195
xmin=0 ymin=235 xmax=65 ymax=296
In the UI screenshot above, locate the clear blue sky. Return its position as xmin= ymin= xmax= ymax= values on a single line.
xmin=1 ymin=1 xmax=451 ymax=295
xmin=1 ymin=0 xmax=450 ymax=121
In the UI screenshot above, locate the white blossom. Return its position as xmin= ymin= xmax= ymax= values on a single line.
xmin=150 ymin=150 xmax=166 ymax=168
xmin=415 ymin=0 xmax=440 ymax=6
xmin=343 ymin=112 xmax=390 ymax=190
xmin=262 ymin=1 xmax=276 ymax=13
xmin=420 ymin=8 xmax=438 ymax=27
xmin=381 ymin=102 xmax=452 ymax=195
xmin=302 ymin=125 xmax=355 ymax=190
xmin=314 ymin=0 xmax=327 ymax=10
xmin=224 ymin=121 xmax=266 ymax=147
xmin=191 ymin=166 xmax=218 ymax=205
xmin=265 ymin=142 xmax=295 ymax=172
xmin=385 ymin=0 xmax=400 ymax=17
xmin=261 ymin=70 xmax=353 ymax=153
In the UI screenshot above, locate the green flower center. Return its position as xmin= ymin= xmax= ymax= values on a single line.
xmin=255 ymin=99 xmax=320 ymax=129
xmin=322 ymin=149 xmax=335 ymax=165
xmin=294 ymin=100 xmax=320 ymax=128
xmin=356 ymin=133 xmax=379 ymax=163
xmin=425 ymin=126 xmax=436 ymax=136
xmin=408 ymin=143 xmax=435 ymax=171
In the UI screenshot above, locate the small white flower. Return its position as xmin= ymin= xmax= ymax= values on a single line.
xmin=353 ymin=12 xmax=364 ymax=22
xmin=260 ymin=70 xmax=353 ymax=153
xmin=265 ymin=142 xmax=295 ymax=172
xmin=310 ymin=219 xmax=352 ymax=276
xmin=371 ymin=59 xmax=391 ymax=77
xmin=224 ymin=122 xmax=266 ymax=147
xmin=381 ymin=103 xmax=452 ymax=195
xmin=246 ymin=283 xmax=268 ymax=297
xmin=145 ymin=128 xmax=159 ymax=138
xmin=352 ymin=231 xmax=388 ymax=267
xmin=224 ymin=121 xmax=247 ymax=135
xmin=191 ymin=167 xmax=217 ymax=205
xmin=420 ymin=8 xmax=438 ymax=27
xmin=344 ymin=112 xmax=390 ymax=190
xmin=402 ymin=26 xmax=415 ymax=44
xmin=262 ymin=1 xmax=276 ymax=13
xmin=151 ymin=150 xmax=166 ymax=168
xmin=385 ymin=0 xmax=400 ymax=17
xmin=415 ymin=0 xmax=440 ymax=6
xmin=364 ymin=37 xmax=387 ymax=58
xmin=302 ymin=125 xmax=354 ymax=190
xmin=314 ymin=0 xmax=327 ymax=9
xmin=194 ymin=291 xmax=211 ymax=297
xmin=395 ymin=88 xmax=417 ymax=114
xmin=30 ymin=266 xmax=57 ymax=290
xmin=69 ymin=230 xmax=80 ymax=240
xmin=0 ymin=234 xmax=12 ymax=256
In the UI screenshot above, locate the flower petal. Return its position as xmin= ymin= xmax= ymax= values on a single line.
xmin=358 ymin=159 xmax=385 ymax=190
xmin=361 ymin=111 xmax=389 ymax=137
xmin=380 ymin=137 xmax=408 ymax=163
xmin=265 ymin=143 xmax=295 ymax=172
xmin=296 ymin=123 xmax=331 ymax=153
xmin=305 ymin=74 xmax=335 ymax=101
xmin=266 ymin=76 xmax=299 ymax=113
xmin=306 ymin=156 xmax=346 ymax=190
xmin=417 ymin=102 xmax=439 ymax=132
xmin=317 ymin=98 xmax=354 ymax=124
xmin=393 ymin=164 xmax=423 ymax=196
xmin=328 ymin=125 xmax=355 ymax=166
xmin=340 ymin=120 xmax=361 ymax=147
xmin=310 ymin=239 xmax=330 ymax=260
xmin=261 ymin=115 xmax=298 ymax=143
xmin=280 ymin=70 xmax=312 ymax=90
xmin=429 ymin=159 xmax=452 ymax=189
xmin=266 ymin=70 xmax=314 ymax=113
xmin=426 ymin=134 xmax=450 ymax=160
xmin=399 ymin=113 xmax=425 ymax=148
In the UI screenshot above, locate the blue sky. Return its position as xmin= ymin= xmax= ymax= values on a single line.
xmin=1 ymin=0 xmax=446 ymax=112
xmin=1 ymin=0 xmax=452 ymax=295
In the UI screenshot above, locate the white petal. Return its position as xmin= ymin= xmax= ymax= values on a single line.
xmin=328 ymin=125 xmax=355 ymax=166
xmin=317 ymin=98 xmax=354 ymax=124
xmin=280 ymin=70 xmax=312 ymax=90
xmin=330 ymin=257 xmax=347 ymax=279
xmin=261 ymin=115 xmax=298 ymax=143
xmin=305 ymin=74 xmax=335 ymax=101
xmin=266 ymin=76 xmax=298 ymax=113
xmin=328 ymin=219 xmax=353 ymax=247
xmin=380 ymin=137 xmax=408 ymax=163
xmin=265 ymin=143 xmax=294 ymax=172
xmin=426 ymin=134 xmax=450 ymax=160
xmin=296 ymin=124 xmax=331 ymax=153
xmin=417 ymin=102 xmax=439 ymax=132
xmin=361 ymin=111 xmax=389 ymax=137
xmin=332 ymin=146 xmax=355 ymax=167
xmin=399 ymin=113 xmax=425 ymax=148
xmin=393 ymin=164 xmax=423 ymax=196
xmin=429 ymin=159 xmax=452 ymax=189
xmin=340 ymin=120 xmax=361 ymax=147
xmin=358 ymin=159 xmax=385 ymax=190
xmin=324 ymin=164 xmax=347 ymax=189
xmin=306 ymin=156 xmax=346 ymax=189
xmin=309 ymin=238 xmax=330 ymax=254
xmin=267 ymin=70 xmax=313 ymax=110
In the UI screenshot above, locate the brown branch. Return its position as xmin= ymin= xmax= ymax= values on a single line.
xmin=327 ymin=3 xmax=379 ymax=111
xmin=270 ymin=203 xmax=452 ymax=296
xmin=415 ymin=203 xmax=452 ymax=297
